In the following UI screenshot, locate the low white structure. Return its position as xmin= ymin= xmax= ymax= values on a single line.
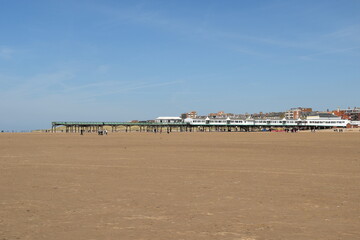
xmin=349 ymin=121 xmax=360 ymax=127
xmin=305 ymin=115 xmax=347 ymax=127
xmin=184 ymin=116 xmax=348 ymax=128
xmin=155 ymin=117 xmax=182 ymax=123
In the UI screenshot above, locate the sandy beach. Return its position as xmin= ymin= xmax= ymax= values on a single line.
xmin=1 ymin=132 xmax=359 ymax=240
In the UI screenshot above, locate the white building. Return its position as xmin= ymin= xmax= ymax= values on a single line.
xmin=183 ymin=115 xmax=348 ymax=128
xmin=349 ymin=121 xmax=360 ymax=127
xmin=155 ymin=117 xmax=182 ymax=123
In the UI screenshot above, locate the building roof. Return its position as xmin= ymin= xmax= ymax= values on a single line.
xmin=309 ymin=113 xmax=338 ymax=118
xmin=306 ymin=113 xmax=341 ymax=120
xmin=156 ymin=117 xmax=182 ymax=120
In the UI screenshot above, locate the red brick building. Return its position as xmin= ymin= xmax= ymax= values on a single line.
xmin=332 ymin=107 xmax=360 ymax=121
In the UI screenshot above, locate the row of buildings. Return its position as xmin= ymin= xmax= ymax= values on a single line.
xmin=180 ymin=107 xmax=360 ymax=121
xmin=153 ymin=107 xmax=360 ymax=128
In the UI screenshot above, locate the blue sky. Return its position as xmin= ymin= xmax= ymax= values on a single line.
xmin=0 ymin=0 xmax=359 ymax=130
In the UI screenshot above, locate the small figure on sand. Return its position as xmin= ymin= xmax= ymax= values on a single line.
xmin=97 ymin=129 xmax=107 ymax=135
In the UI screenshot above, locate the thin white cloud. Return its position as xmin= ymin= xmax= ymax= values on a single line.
xmin=94 ymin=2 xmax=360 ymax=63
xmin=96 ymin=64 xmax=110 ymax=73
xmin=229 ymin=45 xmax=270 ymax=58
xmin=82 ymin=80 xmax=183 ymax=99
xmin=325 ymin=24 xmax=360 ymax=41
xmin=59 ymin=81 xmax=122 ymax=92
xmin=0 ymin=70 xmax=75 ymax=101
xmin=299 ymin=46 xmax=360 ymax=60
xmin=0 ymin=68 xmax=183 ymax=105
xmin=90 ymin=2 xmax=358 ymax=59
xmin=0 ymin=46 xmax=14 ymax=59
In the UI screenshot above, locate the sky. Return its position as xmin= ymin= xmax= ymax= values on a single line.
xmin=0 ymin=0 xmax=359 ymax=130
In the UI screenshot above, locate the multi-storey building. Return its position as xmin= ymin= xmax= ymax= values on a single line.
xmin=285 ymin=107 xmax=312 ymax=119
xmin=332 ymin=107 xmax=360 ymax=121
xmin=181 ymin=111 xmax=197 ymax=119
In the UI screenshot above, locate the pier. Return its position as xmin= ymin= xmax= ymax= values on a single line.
xmin=51 ymin=121 xmax=325 ymax=133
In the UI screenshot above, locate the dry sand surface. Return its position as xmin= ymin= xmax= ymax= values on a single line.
xmin=1 ymin=132 xmax=359 ymax=240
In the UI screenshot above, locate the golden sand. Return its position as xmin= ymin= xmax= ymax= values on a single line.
xmin=1 ymin=132 xmax=359 ymax=239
